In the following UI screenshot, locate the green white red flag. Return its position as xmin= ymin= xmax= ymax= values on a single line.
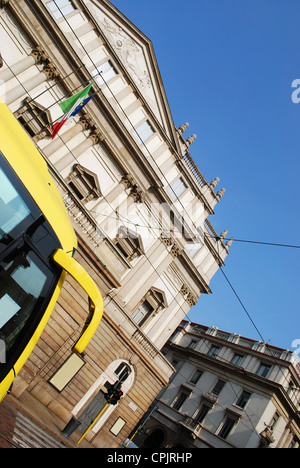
xmin=52 ymin=83 xmax=94 ymax=139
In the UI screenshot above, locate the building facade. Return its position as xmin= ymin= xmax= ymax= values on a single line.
xmin=136 ymin=321 xmax=300 ymax=449
xmin=0 ymin=0 xmax=231 ymax=447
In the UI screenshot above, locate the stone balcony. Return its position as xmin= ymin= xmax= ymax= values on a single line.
xmin=180 ymin=416 xmax=203 ymax=440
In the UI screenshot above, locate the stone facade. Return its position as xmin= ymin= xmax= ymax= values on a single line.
xmin=136 ymin=321 xmax=300 ymax=449
xmin=0 ymin=0 xmax=231 ymax=447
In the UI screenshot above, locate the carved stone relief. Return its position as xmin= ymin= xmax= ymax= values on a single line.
xmin=92 ymin=5 xmax=162 ymax=122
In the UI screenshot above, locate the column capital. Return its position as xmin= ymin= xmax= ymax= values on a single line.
xmin=129 ymin=185 xmax=146 ymax=204
xmin=43 ymin=62 xmax=59 ymax=80
xmin=0 ymin=0 xmax=10 ymax=8
xmin=89 ymin=128 xmax=105 ymax=145
xmin=31 ymin=46 xmax=49 ymax=65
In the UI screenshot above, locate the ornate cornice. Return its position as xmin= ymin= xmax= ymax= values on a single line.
xmin=121 ymin=174 xmax=145 ymax=203
xmin=31 ymin=45 xmax=59 ymax=79
xmin=160 ymin=235 xmax=183 ymax=259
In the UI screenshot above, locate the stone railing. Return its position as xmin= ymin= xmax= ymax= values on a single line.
xmin=180 ymin=416 xmax=203 ymax=439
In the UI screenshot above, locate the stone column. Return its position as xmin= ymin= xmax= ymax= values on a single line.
xmin=4 ymin=47 xmax=59 ymax=105
xmin=0 ymin=55 xmax=36 ymax=82
xmin=55 ymin=128 xmax=105 ymax=174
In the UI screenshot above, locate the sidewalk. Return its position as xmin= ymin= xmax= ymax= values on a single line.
xmin=0 ymin=392 xmax=93 ymax=448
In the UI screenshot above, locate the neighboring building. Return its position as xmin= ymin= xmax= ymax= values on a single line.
xmin=0 ymin=0 xmax=231 ymax=447
xmin=136 ymin=321 xmax=300 ymax=449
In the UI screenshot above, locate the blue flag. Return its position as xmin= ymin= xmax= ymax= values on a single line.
xmin=71 ymin=94 xmax=96 ymax=118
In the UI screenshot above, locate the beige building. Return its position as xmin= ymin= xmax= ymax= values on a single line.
xmin=136 ymin=321 xmax=300 ymax=449
xmin=0 ymin=0 xmax=231 ymax=447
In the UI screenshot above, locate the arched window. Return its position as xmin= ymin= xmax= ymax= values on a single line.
xmin=114 ymin=362 xmax=131 ymax=383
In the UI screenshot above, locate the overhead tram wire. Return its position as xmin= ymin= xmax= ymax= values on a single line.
xmin=4 ymin=6 xmax=300 ymax=255
xmin=51 ymin=0 xmax=205 ymax=239
xmin=5 ymin=6 xmax=299 ymax=423
xmin=214 ymin=241 xmax=300 ymax=392
xmin=46 ymin=1 xmax=300 ymax=405
xmin=6 ymin=2 xmax=299 ymax=385
xmin=7 ymin=6 xmax=300 ymax=253
xmin=205 ymin=234 xmax=300 ymax=250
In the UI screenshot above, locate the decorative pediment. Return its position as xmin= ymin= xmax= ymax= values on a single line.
xmin=147 ymin=287 xmax=168 ymax=310
xmin=15 ymin=97 xmax=52 ymax=141
xmin=66 ymin=163 xmax=102 ymax=203
xmin=114 ymin=226 xmax=145 ymax=261
xmin=88 ymin=0 xmax=179 ymax=145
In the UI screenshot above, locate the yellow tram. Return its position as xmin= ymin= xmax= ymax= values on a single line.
xmin=0 ymin=99 xmax=103 ymax=401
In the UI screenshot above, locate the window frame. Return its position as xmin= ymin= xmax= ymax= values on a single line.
xmin=211 ymin=379 xmax=226 ymax=397
xmin=132 ymin=120 xmax=155 ymax=144
xmin=235 ymin=390 xmax=251 ymax=409
xmin=256 ymin=363 xmax=272 ymax=378
xmin=168 ymin=177 xmax=188 ymax=202
xmin=194 ymin=403 xmax=210 ymax=424
xmin=46 ymin=0 xmax=77 ymax=20
xmin=218 ymin=417 xmax=236 ymax=440
xmin=113 ymin=226 xmax=144 ymax=262
xmin=14 ymin=98 xmax=52 ymax=142
xmin=207 ymin=345 xmax=221 ymax=359
xmin=188 ymin=369 xmax=203 ymax=385
xmin=66 ymin=164 xmax=102 ymax=204
xmin=172 ymin=389 xmax=191 ymax=412
xmin=91 ymin=60 xmax=118 ymax=86
xmin=231 ymin=353 xmax=244 ymax=366
xmin=132 ymin=288 xmax=167 ymax=327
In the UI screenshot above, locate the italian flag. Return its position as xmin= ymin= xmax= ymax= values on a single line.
xmin=52 ymin=83 xmax=94 ymax=140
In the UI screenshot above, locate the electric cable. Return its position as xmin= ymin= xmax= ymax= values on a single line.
xmin=4 ymin=0 xmax=299 ymax=403
xmin=3 ymin=4 xmax=299 ymax=445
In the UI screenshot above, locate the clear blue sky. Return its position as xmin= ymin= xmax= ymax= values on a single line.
xmin=109 ymin=0 xmax=300 ymax=351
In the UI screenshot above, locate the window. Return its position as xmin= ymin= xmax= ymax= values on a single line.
xmin=133 ymin=288 xmax=167 ymax=327
xmin=132 ymin=300 xmax=154 ymax=326
xmin=92 ymin=61 xmax=117 ymax=86
xmin=211 ymin=379 xmax=226 ymax=397
xmin=0 ymin=166 xmax=30 ymax=237
xmin=172 ymin=390 xmax=190 ymax=412
xmin=195 ymin=404 xmax=210 ymax=424
xmin=66 ymin=164 xmax=102 ymax=204
xmin=218 ymin=417 xmax=236 ymax=440
xmin=256 ymin=363 xmax=272 ymax=378
xmin=46 ymin=0 xmax=76 ymax=19
xmin=288 ymin=436 xmax=299 ymax=449
xmin=168 ymin=177 xmax=188 ymax=201
xmin=188 ymin=339 xmax=198 ymax=350
xmin=0 ymin=152 xmax=62 ymax=372
xmin=207 ymin=345 xmax=220 ymax=358
xmin=113 ymin=226 xmax=144 ymax=262
xmin=269 ymin=412 xmax=280 ymax=431
xmin=231 ymin=354 xmax=244 ymax=366
xmin=133 ymin=120 xmax=154 ymax=144
xmin=189 ymin=369 xmax=203 ymax=385
xmin=236 ymin=390 xmax=251 ymax=409
xmin=15 ymin=98 xmax=52 ymax=142
xmin=114 ymin=362 xmax=131 ymax=383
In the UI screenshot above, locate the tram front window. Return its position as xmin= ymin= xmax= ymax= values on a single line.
xmin=0 ymin=166 xmax=31 ymax=241
xmin=0 ymin=249 xmax=52 ymax=354
xmin=0 ymin=152 xmax=62 ymax=375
